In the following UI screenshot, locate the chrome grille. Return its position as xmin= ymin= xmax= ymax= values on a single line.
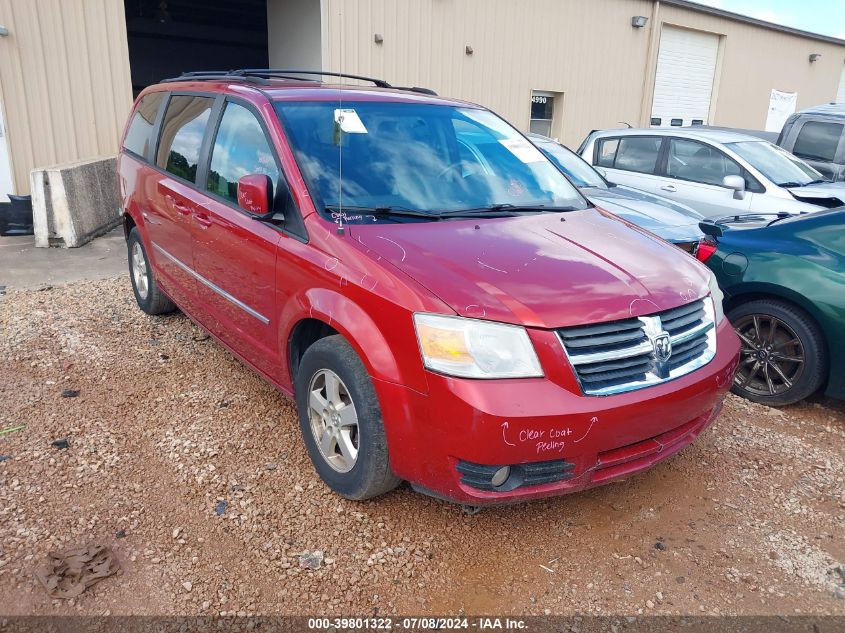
xmin=558 ymin=298 xmax=716 ymax=396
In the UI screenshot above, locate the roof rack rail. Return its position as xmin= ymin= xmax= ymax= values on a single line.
xmin=161 ymin=69 xmax=437 ymax=95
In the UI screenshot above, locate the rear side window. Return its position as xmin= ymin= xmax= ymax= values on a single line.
xmin=792 ymin=121 xmax=843 ymax=162
xmin=156 ymin=95 xmax=215 ymax=182
xmin=612 ymin=137 xmax=662 ymax=174
xmin=123 ymin=92 xmax=165 ymax=158
xmin=207 ymin=102 xmax=281 ymax=204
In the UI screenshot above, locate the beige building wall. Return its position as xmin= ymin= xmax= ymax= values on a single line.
xmin=322 ymin=0 xmax=845 ymax=147
xmin=0 ymin=0 xmax=133 ymax=196
xmin=322 ymin=0 xmax=656 ymax=147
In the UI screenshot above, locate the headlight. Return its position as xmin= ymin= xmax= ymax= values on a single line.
xmin=413 ymin=313 xmax=543 ymax=379
xmin=707 ymin=269 xmax=725 ymax=324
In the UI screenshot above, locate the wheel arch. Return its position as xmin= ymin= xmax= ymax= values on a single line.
xmin=281 ymin=287 xmax=425 ymax=393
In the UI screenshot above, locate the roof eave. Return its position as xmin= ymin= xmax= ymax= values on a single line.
xmin=662 ymin=0 xmax=845 ymax=46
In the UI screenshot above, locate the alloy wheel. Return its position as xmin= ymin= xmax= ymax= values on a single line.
xmin=307 ymin=369 xmax=359 ymax=473
xmin=733 ymin=314 xmax=805 ymax=397
xmin=131 ymin=242 xmax=149 ymax=300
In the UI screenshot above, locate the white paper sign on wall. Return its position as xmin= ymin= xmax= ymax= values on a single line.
xmin=765 ymin=89 xmax=797 ymax=133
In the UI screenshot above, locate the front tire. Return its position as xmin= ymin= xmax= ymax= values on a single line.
xmin=728 ymin=299 xmax=826 ymax=406
xmin=295 ymin=335 xmax=400 ymax=500
xmin=128 ymin=227 xmax=176 ymax=315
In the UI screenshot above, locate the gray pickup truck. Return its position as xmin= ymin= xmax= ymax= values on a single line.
xmin=778 ymin=103 xmax=845 ymax=182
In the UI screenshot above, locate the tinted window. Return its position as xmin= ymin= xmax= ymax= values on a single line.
xmin=726 ymin=141 xmax=822 ymax=187
xmin=596 ymin=138 xmax=619 ymax=167
xmin=207 ymin=102 xmax=281 ymax=204
xmin=276 ymin=101 xmax=588 ymax=217
xmin=156 ymin=95 xmax=214 ymax=182
xmin=614 ymin=137 xmax=662 ymax=174
xmin=123 ymin=92 xmax=165 ymax=158
xmin=667 ymin=138 xmax=742 ymax=186
xmin=537 ymin=141 xmax=606 ymax=189
xmin=793 ymin=121 xmax=843 ymax=162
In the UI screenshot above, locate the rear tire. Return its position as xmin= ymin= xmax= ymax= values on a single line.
xmin=128 ymin=227 xmax=176 ymax=315
xmin=295 ymin=335 xmax=401 ymax=500
xmin=727 ymin=299 xmax=826 ymax=406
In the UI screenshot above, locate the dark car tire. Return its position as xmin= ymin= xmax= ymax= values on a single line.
xmin=128 ymin=227 xmax=177 ymax=315
xmin=295 ymin=335 xmax=401 ymax=500
xmin=727 ymin=299 xmax=827 ymax=407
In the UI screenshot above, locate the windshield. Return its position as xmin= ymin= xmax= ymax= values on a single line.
xmin=275 ymin=101 xmax=589 ymax=220
xmin=725 ymin=140 xmax=823 ymax=187
xmin=534 ymin=140 xmax=607 ymax=189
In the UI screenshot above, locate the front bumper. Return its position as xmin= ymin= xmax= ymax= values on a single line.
xmin=376 ymin=319 xmax=740 ymax=505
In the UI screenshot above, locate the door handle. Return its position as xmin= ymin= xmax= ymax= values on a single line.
xmin=194 ymin=212 xmax=213 ymax=228
xmin=660 ymin=185 xmax=677 ymax=192
xmin=164 ymin=194 xmax=192 ymax=216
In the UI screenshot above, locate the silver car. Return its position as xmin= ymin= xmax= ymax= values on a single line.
xmin=578 ymin=127 xmax=845 ymax=219
xmin=528 ymin=134 xmax=703 ymax=251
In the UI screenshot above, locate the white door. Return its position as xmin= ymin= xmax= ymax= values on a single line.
xmin=657 ymin=137 xmax=753 ymax=218
xmin=651 ymin=26 xmax=720 ymax=128
xmin=836 ymin=65 xmax=845 ymax=103
xmin=0 ymin=98 xmax=14 ymax=202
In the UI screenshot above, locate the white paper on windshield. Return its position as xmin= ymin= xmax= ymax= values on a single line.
xmin=499 ymin=138 xmax=546 ymax=164
xmin=334 ymin=108 xmax=368 ymax=134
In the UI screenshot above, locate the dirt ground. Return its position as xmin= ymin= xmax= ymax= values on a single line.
xmin=1 ymin=277 xmax=843 ymax=617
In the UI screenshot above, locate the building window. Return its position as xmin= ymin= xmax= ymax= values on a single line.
xmin=529 ymin=91 xmax=556 ymax=137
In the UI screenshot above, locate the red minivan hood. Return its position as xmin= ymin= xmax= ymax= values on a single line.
xmin=347 ymin=209 xmax=711 ymax=328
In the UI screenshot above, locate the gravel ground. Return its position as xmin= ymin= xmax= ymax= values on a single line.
xmin=1 ymin=277 xmax=843 ymax=617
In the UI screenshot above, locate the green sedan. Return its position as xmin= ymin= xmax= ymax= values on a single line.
xmin=697 ymin=208 xmax=845 ymax=406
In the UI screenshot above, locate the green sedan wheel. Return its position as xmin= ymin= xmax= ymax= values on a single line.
xmin=728 ymin=299 xmax=827 ymax=406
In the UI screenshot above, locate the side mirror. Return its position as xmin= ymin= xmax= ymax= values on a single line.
xmin=722 ymin=175 xmax=746 ymax=200
xmin=237 ymin=174 xmax=272 ymax=216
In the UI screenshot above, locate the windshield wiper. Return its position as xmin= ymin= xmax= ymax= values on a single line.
xmin=805 ymin=178 xmax=831 ymax=185
xmin=325 ymin=205 xmax=437 ymax=220
xmin=777 ymin=181 xmax=809 ymax=188
xmin=438 ymin=204 xmax=579 ymax=218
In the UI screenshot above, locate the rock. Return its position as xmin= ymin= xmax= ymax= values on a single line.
xmin=115 ymin=529 xmax=126 ymax=539
xmin=61 ymin=389 xmax=81 ymax=398
xmin=51 ymin=439 xmax=69 ymax=450
xmin=215 ymin=501 xmax=228 ymax=516
xmin=182 ymin=581 xmax=193 ymax=592
xmin=654 ymin=541 xmax=666 ymax=551
xmin=646 ymin=600 xmax=655 ymax=609
xmin=172 ymin=527 xmax=183 ymax=539
xmin=299 ymin=551 xmax=324 ymax=570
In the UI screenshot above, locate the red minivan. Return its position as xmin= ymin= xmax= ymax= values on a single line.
xmin=118 ymin=70 xmax=740 ymax=505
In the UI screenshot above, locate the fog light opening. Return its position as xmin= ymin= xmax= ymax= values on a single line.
xmin=491 ymin=466 xmax=511 ymax=488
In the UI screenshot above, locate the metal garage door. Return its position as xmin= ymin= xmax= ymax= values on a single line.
xmin=651 ymin=26 xmax=720 ymax=127
xmin=836 ymin=65 xmax=845 ymax=103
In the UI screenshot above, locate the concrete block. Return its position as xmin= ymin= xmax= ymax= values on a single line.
xmin=30 ymin=156 xmax=120 ymax=248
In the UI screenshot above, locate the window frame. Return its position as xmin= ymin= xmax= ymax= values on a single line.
xmin=122 ymin=91 xmax=168 ymax=163
xmin=595 ymin=135 xmax=665 ymax=175
xmin=152 ymin=90 xmax=223 ymax=188
xmin=791 ymin=119 xmax=845 ymax=163
xmin=200 ymin=95 xmax=307 ymax=242
xmin=661 ymin=136 xmax=765 ymax=193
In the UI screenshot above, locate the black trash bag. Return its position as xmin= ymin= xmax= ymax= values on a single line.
xmin=0 ymin=194 xmax=34 ymax=236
